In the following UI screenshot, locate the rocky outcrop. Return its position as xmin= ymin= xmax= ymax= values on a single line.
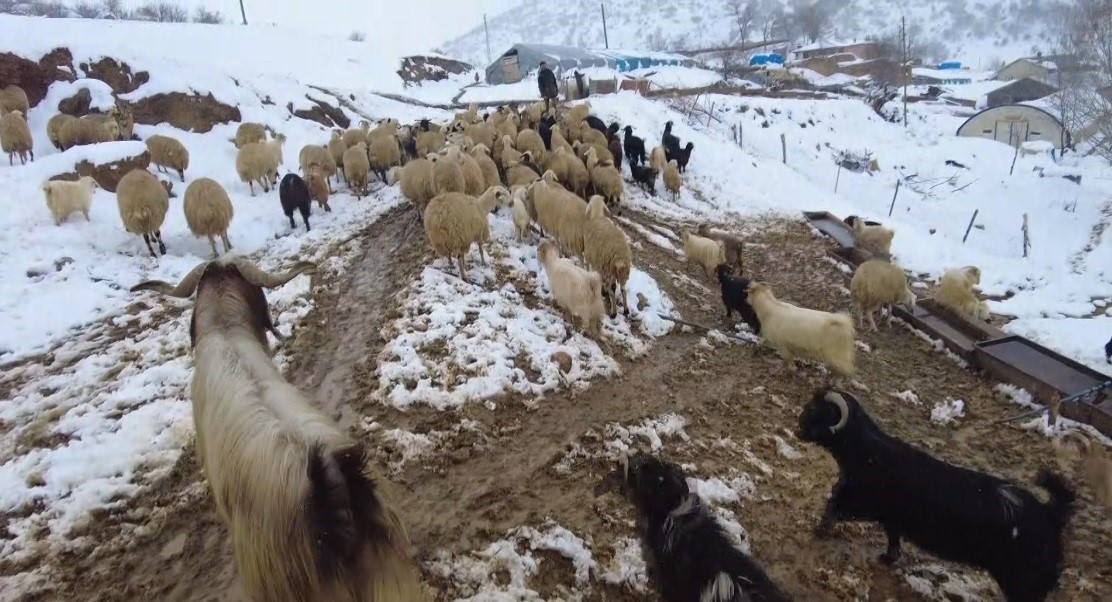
xmin=51 ymin=149 xmax=151 ymax=193
xmin=288 ymin=95 xmax=350 ymax=129
xmin=397 ymin=55 xmax=473 ymax=85
xmin=0 ymin=47 xmax=75 ymax=108
xmin=78 ymin=57 xmax=149 ymax=95
xmin=130 ymin=92 xmax=240 ymax=133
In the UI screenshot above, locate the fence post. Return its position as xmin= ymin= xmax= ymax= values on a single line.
xmin=962 ymin=209 xmax=979 ymax=244
xmin=780 ymin=133 xmax=786 ymax=164
xmin=887 ymin=179 xmax=900 ymax=216
xmin=1009 ymin=144 xmax=1020 ymax=175
xmin=835 ymin=165 xmax=842 ymax=193
xmin=239 ymin=0 xmax=248 ymax=25
xmin=1022 ymin=213 xmax=1031 ymax=257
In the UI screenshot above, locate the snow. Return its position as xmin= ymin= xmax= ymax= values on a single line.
xmin=599 ymin=537 xmax=649 ymax=592
xmin=930 ymin=399 xmax=966 ymax=425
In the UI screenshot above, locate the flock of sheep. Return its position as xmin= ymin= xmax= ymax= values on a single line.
xmin=6 ymin=75 xmax=1109 ymax=602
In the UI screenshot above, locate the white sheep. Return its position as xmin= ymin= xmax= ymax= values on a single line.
xmin=299 ymin=144 xmax=337 ymax=191
xmin=327 ymin=129 xmax=347 ymax=182
xmin=116 ymin=169 xmax=170 ymax=257
xmin=234 ymin=122 xmax=266 ymax=148
xmin=417 ymin=130 xmax=444 ymax=158
xmin=470 ymin=144 xmax=502 ymax=190
xmin=129 ymin=257 xmax=424 ymax=602
xmin=57 ymin=114 xmax=119 ymax=150
xmin=850 ymin=259 xmax=916 ymax=331
xmin=582 ymin=195 xmax=632 ymax=317
xmin=510 ymin=186 xmax=533 ymax=241
xmin=747 ymin=281 xmax=856 ymax=379
xmin=46 ymin=113 xmax=76 ymax=150
xmin=846 ymin=215 xmax=895 ymax=256
xmin=423 ymin=186 xmax=510 ymax=279
xmin=516 ymin=128 xmax=547 ymax=165
xmin=649 ymin=146 xmax=667 ymax=173
xmin=260 ymin=133 xmax=287 ymax=186
xmin=368 ymin=134 xmax=401 ymax=183
xmin=145 ymin=134 xmax=190 ymax=182
xmin=343 ymin=142 xmax=371 ymax=199
xmin=530 ymin=172 xmax=588 ymax=257
xmin=1 ymin=109 xmax=33 ymax=165
xmin=343 ymin=119 xmax=371 ymax=148
xmin=42 ymin=176 xmax=97 ymax=226
xmin=537 ymin=239 xmax=605 ymax=337
xmin=457 ymin=149 xmax=487 ymax=196
xmin=433 ymin=147 xmax=466 ymax=195
xmin=680 ymin=230 xmax=725 ymax=280
xmin=183 ymin=177 xmax=234 ymax=257
xmin=400 ymin=155 xmax=438 ymax=213
xmin=935 ymin=266 xmax=989 ymax=321
xmin=236 ymin=140 xmax=275 ymax=196
xmin=0 ymin=84 xmax=29 ymax=116
xmin=663 ymin=159 xmax=681 ymax=200
xmin=590 ymin=163 xmax=623 ymax=208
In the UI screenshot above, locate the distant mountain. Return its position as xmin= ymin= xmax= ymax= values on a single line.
xmin=438 ymin=0 xmax=1071 ymax=71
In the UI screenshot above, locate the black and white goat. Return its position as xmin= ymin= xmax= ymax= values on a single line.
xmin=716 ymin=264 xmax=760 ymax=334
xmin=621 ymin=452 xmax=791 ymax=602
xmin=623 ymin=125 xmax=647 ymax=167
xmin=797 ymin=388 xmax=1075 ymax=602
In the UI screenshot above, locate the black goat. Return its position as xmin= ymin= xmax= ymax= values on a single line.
xmin=1104 ymin=335 xmax=1111 ymax=363
xmin=519 ymin=151 xmax=544 ymax=177
xmin=715 ymin=265 xmax=760 ymax=334
xmin=607 ymin=137 xmax=623 ymax=170
xmin=418 ymin=118 xmax=430 ymax=132
xmin=797 ymin=389 xmax=1075 ymax=602
xmin=662 ymin=120 xmax=681 ymax=154
xmin=630 ymin=164 xmax=657 ymax=195
xmin=538 ymin=115 xmax=556 ymax=150
xmin=279 ymin=173 xmax=312 ymax=232
xmin=623 ymin=125 xmax=647 ymax=167
xmin=621 ymin=453 xmax=791 ymax=602
xmin=607 ymin=121 xmax=621 ymax=140
xmin=668 ymin=141 xmax=695 ymax=173
xmin=585 ymin=114 xmax=607 ymax=134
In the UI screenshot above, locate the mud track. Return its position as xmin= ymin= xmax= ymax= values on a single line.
xmin=14 ymin=206 xmax=1111 ymax=602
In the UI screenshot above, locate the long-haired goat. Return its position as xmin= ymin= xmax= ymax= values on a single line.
xmin=747 ymin=282 xmax=855 ymax=379
xmin=715 ymin=264 xmax=760 ymax=334
xmin=621 ymin=452 xmax=791 ymax=602
xmin=798 ymin=388 xmax=1075 ymax=602
xmin=130 ymin=257 xmax=424 ymax=602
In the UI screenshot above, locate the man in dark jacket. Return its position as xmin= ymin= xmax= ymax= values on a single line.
xmin=538 ymin=61 xmax=558 ymax=111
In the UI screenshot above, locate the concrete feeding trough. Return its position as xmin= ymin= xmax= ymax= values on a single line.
xmin=975 ymin=336 xmax=1112 ymax=436
xmin=805 ymin=211 xmax=881 ymax=266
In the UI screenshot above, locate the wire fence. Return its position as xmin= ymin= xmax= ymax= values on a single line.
xmin=0 ymin=1 xmax=246 ymax=25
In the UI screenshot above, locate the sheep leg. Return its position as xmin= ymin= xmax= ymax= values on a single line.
xmin=288 ymin=214 xmax=296 ymax=229
xmin=620 ymin=281 xmax=629 ymax=317
xmin=248 ymin=180 xmax=256 ymax=196
xmin=207 ymin=236 xmax=218 ymax=257
xmin=867 ymin=310 xmax=878 ymax=333
xmin=178 ymin=169 xmax=185 ymax=183
xmin=155 ymin=230 xmax=167 ymax=255
xmin=221 ymin=233 xmax=232 ymax=252
xmin=29 ymin=149 xmax=34 ymax=162
xmin=456 ymin=255 xmax=468 ymax=281
xmin=477 ymin=243 xmax=487 ymax=266
xmin=82 ymin=209 xmax=90 ymax=222
xmin=885 ymin=305 xmax=895 ymax=327
xmin=142 ymin=233 xmax=158 ymax=258
xmin=879 ymin=528 xmax=902 ymax=565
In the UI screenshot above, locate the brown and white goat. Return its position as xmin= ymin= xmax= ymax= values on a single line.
xmin=131 ymin=257 xmax=425 ymax=602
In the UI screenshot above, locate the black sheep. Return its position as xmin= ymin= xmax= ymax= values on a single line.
xmin=585 ymin=114 xmax=607 ymax=134
xmin=418 ymin=118 xmax=430 ymax=132
xmin=607 ymin=121 xmax=621 ymax=140
xmin=279 ymin=173 xmax=312 ymax=232
xmin=715 ymin=265 xmax=760 ymax=334
xmin=630 ymin=164 xmax=657 ymax=195
xmin=670 ymin=141 xmax=694 ymax=173
xmin=519 ymin=152 xmax=544 ymax=177
xmin=1105 ymin=335 xmax=1111 ymax=363
xmin=538 ymin=115 xmax=556 ymax=151
xmin=401 ymin=135 xmax=417 ymax=162
xmin=798 ymin=389 xmax=1075 ymax=602
xmin=607 ymin=137 xmax=623 ymax=170
xmin=623 ymin=125 xmax=647 ymax=167
xmin=662 ymin=120 xmax=681 ymax=154
xmin=622 ymin=453 xmax=792 ymax=602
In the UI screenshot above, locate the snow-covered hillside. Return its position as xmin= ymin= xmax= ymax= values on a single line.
xmin=440 ymin=0 xmax=1070 ymax=70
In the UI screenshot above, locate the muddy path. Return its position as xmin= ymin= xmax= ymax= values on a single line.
xmin=12 ymin=208 xmax=1111 ymax=602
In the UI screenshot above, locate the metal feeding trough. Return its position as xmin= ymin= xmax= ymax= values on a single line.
xmin=803 ymin=211 xmax=857 ymax=248
xmin=976 ymin=336 xmax=1112 ymax=435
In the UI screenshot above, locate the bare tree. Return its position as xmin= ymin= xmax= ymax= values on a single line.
xmin=134 ymin=2 xmax=188 ymax=23
xmin=193 ymin=6 xmax=223 ymax=24
xmin=762 ymin=6 xmax=786 ymax=44
xmin=1056 ymin=0 xmax=1112 ymax=157
xmin=348 ymin=30 xmax=366 ymax=42
xmin=73 ymin=1 xmax=101 ymax=18
xmin=731 ymin=1 xmax=756 ymax=44
xmin=99 ymin=0 xmax=125 ymax=19
xmin=26 ymin=1 xmax=70 ymax=17
xmin=789 ymin=0 xmax=831 ymax=44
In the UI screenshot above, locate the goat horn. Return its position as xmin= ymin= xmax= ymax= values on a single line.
xmin=1058 ymin=429 xmax=1092 ymax=453
xmin=233 ymin=258 xmax=317 ymax=289
xmin=826 ymin=390 xmax=850 ymax=434
xmin=130 ymin=261 xmax=210 ymax=298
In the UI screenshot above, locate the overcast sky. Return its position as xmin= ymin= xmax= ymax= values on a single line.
xmin=236 ymin=0 xmax=522 ymax=55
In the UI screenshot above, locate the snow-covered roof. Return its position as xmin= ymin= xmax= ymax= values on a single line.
xmin=941 ymin=79 xmax=1012 ymax=102
xmin=913 ymin=67 xmax=972 ymax=81
xmin=793 ymin=39 xmax=866 ymax=53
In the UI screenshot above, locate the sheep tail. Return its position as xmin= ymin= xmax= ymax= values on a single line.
xmin=1036 ymin=469 xmax=1076 ymax=529
xmin=307 ymin=442 xmax=423 ymax=600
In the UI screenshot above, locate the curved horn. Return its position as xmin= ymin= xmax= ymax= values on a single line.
xmin=826 ymin=390 xmax=850 ymax=434
xmin=130 ymin=261 xmax=210 ymax=298
xmin=233 ymin=258 xmax=317 ymax=289
xmin=1058 ymin=429 xmax=1092 ymax=454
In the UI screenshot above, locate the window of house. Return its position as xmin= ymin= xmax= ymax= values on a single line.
xmin=1031 ymin=131 xmax=1041 ymax=136
xmin=982 ymin=129 xmax=992 ymax=134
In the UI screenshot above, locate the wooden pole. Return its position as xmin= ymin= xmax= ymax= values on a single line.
xmin=901 ymin=15 xmax=908 ymax=128
xmin=601 ymin=3 xmax=609 ymax=49
xmin=835 ymin=165 xmax=842 ymax=193
xmin=780 ymin=133 xmax=786 ymax=164
xmin=238 ymin=0 xmax=248 ymax=25
xmin=887 ymin=179 xmax=901 ymax=216
xmin=962 ymin=209 xmax=979 ymax=244
xmin=1022 ymin=213 xmax=1031 ymax=257
xmin=1009 ymin=143 xmax=1020 ymax=175
xmin=739 ymin=120 xmax=743 ymax=147
xmin=706 ymin=102 xmax=715 ymax=126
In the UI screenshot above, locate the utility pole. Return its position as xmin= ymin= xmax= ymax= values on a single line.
xmin=601 ymin=3 xmax=609 ymax=49
xmin=239 ymin=0 xmax=247 ymax=25
xmin=901 ymin=14 xmax=908 ymax=128
xmin=484 ymin=14 xmax=492 ymax=64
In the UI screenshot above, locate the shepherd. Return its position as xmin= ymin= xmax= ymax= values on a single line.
xmin=538 ymin=60 xmax=558 ymax=112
